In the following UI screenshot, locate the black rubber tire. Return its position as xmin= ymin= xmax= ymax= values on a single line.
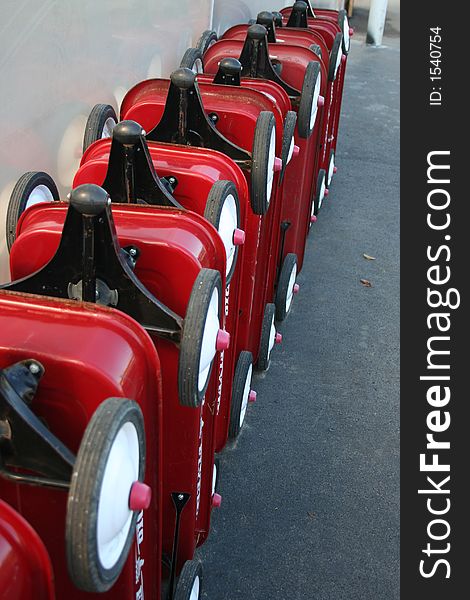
xmin=179 ymin=47 xmax=204 ymax=73
xmin=297 ymin=61 xmax=321 ymax=139
xmin=328 ymin=33 xmax=343 ymax=82
xmin=250 ymin=111 xmax=276 ymax=215
xmin=197 ymin=30 xmax=218 ymax=55
xmin=6 ymin=171 xmax=59 ymax=252
xmin=174 ymin=560 xmax=203 ymax=600
xmin=313 ymin=168 xmax=327 ymax=216
xmin=178 ymin=269 xmax=223 ymax=408
xmin=275 ymin=253 xmax=298 ymax=322
xmin=66 ymin=398 xmax=145 ymax=593
xmin=280 ymin=111 xmax=297 ymax=182
xmin=338 ymin=9 xmax=350 ymax=54
xmin=83 ymin=104 xmax=117 ymax=153
xmin=229 ymin=350 xmax=254 ymax=438
xmin=309 ymin=43 xmax=322 ymax=59
xmin=257 ymin=303 xmax=276 ymax=371
xmin=204 ymin=180 xmax=241 ymax=285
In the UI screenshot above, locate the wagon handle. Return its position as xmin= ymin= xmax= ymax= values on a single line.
xmin=101 ymin=120 xmax=183 ymax=208
xmin=146 ymin=68 xmax=252 ymax=166
xmin=287 ymin=2 xmax=313 ymax=28
xmin=238 ymin=25 xmax=300 ymax=97
xmin=0 ymin=360 xmax=75 ymax=488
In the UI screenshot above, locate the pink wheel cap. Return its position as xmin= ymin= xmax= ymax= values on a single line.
xmin=318 ymin=95 xmax=325 ymax=108
xmin=248 ymin=390 xmax=257 ymax=403
xmin=349 ymin=27 xmax=354 ymax=36
xmin=274 ymin=157 xmax=283 ymax=172
xmin=341 ymin=54 xmax=347 ymax=64
xmin=333 ymin=166 xmax=338 ymax=173
xmin=233 ymin=228 xmax=246 ymax=246
xmin=212 ymin=493 xmax=222 ymax=508
xmin=216 ymin=329 xmax=230 ymax=351
xmin=324 ymin=188 xmax=329 ymax=197
xmin=293 ymin=145 xmax=300 ymax=158
xmin=293 ymin=283 xmax=300 ymax=295
xmin=275 ymin=332 xmax=282 ymax=344
xmin=310 ymin=215 xmax=317 ymax=223
xmin=129 ymin=482 xmax=152 ymax=511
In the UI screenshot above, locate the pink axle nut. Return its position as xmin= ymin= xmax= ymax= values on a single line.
xmin=233 ymin=228 xmax=246 ymax=246
xmin=341 ymin=54 xmax=347 ymax=64
xmin=310 ymin=215 xmax=317 ymax=223
xmin=349 ymin=27 xmax=355 ymax=37
xmin=212 ymin=493 xmax=222 ymax=508
xmin=333 ymin=166 xmax=338 ymax=174
xmin=129 ymin=482 xmax=152 ymax=511
xmin=216 ymin=329 xmax=230 ymax=351
xmin=274 ymin=157 xmax=283 ymax=172
xmin=318 ymin=95 xmax=325 ymax=108
xmin=275 ymin=332 xmax=282 ymax=345
xmin=324 ymin=189 xmax=329 ymax=197
xmin=293 ymin=145 xmax=300 ymax=158
xmin=248 ymin=390 xmax=257 ymax=403
xmin=293 ymin=283 xmax=300 ymax=295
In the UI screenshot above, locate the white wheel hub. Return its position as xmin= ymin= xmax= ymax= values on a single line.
xmin=96 ymin=422 xmax=139 ymax=570
xmin=317 ymin=174 xmax=326 ymax=211
xmin=198 ymin=287 xmax=220 ymax=392
xmin=25 ymin=185 xmax=54 ymax=210
xmin=327 ymin=153 xmax=335 ymax=186
xmin=217 ymin=193 xmax=238 ymax=277
xmin=267 ymin=313 xmax=276 ymax=361
xmin=190 ymin=575 xmax=200 ymax=600
xmin=285 ymin=263 xmax=297 ymax=314
xmin=286 ymin=135 xmax=295 ymax=165
xmin=310 ymin=72 xmax=322 ymax=130
xmin=266 ymin=127 xmax=276 ymax=204
xmin=102 ymin=117 xmax=117 ymax=139
xmin=343 ymin=16 xmax=351 ymax=53
xmin=212 ymin=463 xmax=217 ymax=495
xmin=239 ymin=363 xmax=253 ymax=428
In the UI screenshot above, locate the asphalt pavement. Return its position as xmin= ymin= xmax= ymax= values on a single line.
xmin=199 ymin=12 xmax=400 ymax=600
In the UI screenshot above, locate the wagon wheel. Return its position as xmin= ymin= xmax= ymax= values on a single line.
xmin=229 ymin=350 xmax=255 ymax=438
xmin=204 ymin=180 xmax=244 ymax=285
xmin=257 ymin=303 xmax=280 ymax=371
xmin=6 ymin=171 xmax=59 ymax=251
xmin=174 ymin=560 xmax=203 ymax=600
xmin=251 ymin=111 xmax=277 ymax=215
xmin=179 ymin=47 xmax=204 ymax=73
xmin=66 ymin=398 xmax=149 ymax=593
xmin=297 ymin=61 xmax=322 ymax=139
xmin=83 ymin=104 xmax=118 ymax=153
xmin=275 ymin=253 xmax=298 ymax=322
xmin=179 ymin=269 xmax=229 ymax=408
xmin=197 ymin=30 xmax=218 ymax=55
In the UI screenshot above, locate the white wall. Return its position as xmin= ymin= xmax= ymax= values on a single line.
xmin=0 ymin=0 xmax=332 ymax=281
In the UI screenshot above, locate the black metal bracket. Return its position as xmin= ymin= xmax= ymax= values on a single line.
xmin=213 ymin=58 xmax=242 ymax=87
xmin=167 ymin=491 xmax=191 ymax=600
xmin=0 ymin=360 xmax=75 ymax=489
xmin=278 ymin=220 xmax=292 ymax=277
xmin=287 ymin=1 xmax=311 ymax=28
xmin=238 ymin=25 xmax=300 ymax=98
xmin=0 ymin=184 xmax=183 ymax=343
xmin=101 ymin=120 xmax=182 ymax=208
xmin=256 ymin=11 xmax=277 ymax=43
xmin=146 ymin=68 xmax=252 ymax=168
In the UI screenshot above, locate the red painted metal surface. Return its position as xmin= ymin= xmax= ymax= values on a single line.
xmin=0 ymin=291 xmax=163 ymax=599
xmin=0 ymin=499 xmax=55 ymax=600
xmin=9 ymin=202 xmax=226 ymax=571
xmin=75 ymin=140 xmax=249 ymax=454
xmin=120 ymin=78 xmax=284 ymax=366
xmin=202 ymin=40 xmax=328 ymax=272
